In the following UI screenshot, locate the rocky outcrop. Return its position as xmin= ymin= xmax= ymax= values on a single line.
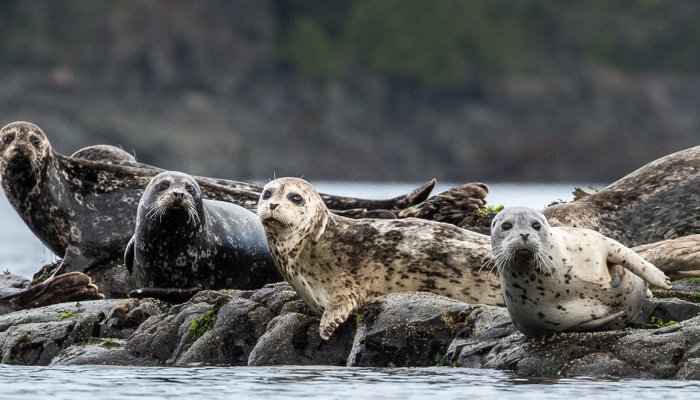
xmin=1 ymin=274 xmax=700 ymax=379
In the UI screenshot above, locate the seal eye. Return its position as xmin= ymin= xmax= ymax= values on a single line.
xmin=532 ymin=222 xmax=541 ymax=230
xmin=2 ymin=134 xmax=14 ymax=144
xmin=185 ymin=185 xmax=196 ymax=195
xmin=288 ymin=193 xmax=303 ymax=204
xmin=30 ymin=136 xmax=41 ymax=146
xmin=261 ymin=190 xmax=272 ymax=200
xmin=157 ymin=181 xmax=170 ymax=191
xmin=501 ymin=222 xmax=512 ymax=231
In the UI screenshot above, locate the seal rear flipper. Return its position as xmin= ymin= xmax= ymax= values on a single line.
xmin=604 ymin=237 xmax=672 ymax=289
xmin=566 ymin=311 xmax=625 ymax=332
xmin=319 ymin=179 xmax=435 ymax=212
xmin=129 ymin=286 xmax=203 ymax=303
xmin=0 ymin=272 xmax=104 ymax=309
xmin=124 ymin=237 xmax=135 ymax=274
xmin=633 ymin=235 xmax=700 ymax=275
xmin=396 ymin=182 xmax=489 ymax=224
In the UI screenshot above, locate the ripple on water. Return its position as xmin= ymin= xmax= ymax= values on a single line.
xmin=0 ymin=365 xmax=699 ymax=400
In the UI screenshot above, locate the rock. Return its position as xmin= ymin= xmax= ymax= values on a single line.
xmin=0 ymin=299 xmax=145 ymax=365
xmin=347 ymin=292 xmax=472 ymax=367
xmin=50 ymin=339 xmax=155 ymax=366
xmin=248 ymin=312 xmax=354 ymax=366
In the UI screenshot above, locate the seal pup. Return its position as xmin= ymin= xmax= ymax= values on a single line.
xmin=0 ymin=121 xmax=457 ymax=276
xmin=542 ymin=145 xmax=699 ymax=247
xmin=125 ymin=171 xmax=281 ymax=300
xmin=257 ymin=177 xmax=502 ymax=340
xmin=490 ymin=207 xmax=672 ymax=338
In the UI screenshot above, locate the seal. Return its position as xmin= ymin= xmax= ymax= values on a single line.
xmin=125 ymin=171 xmax=281 ymax=298
xmin=257 ymin=177 xmax=502 ymax=340
xmin=70 ymin=145 xmax=136 ymax=163
xmin=542 ymin=145 xmax=699 ymax=247
xmin=490 ymin=207 xmax=672 ymax=338
xmin=1 ymin=121 xmax=467 ymax=277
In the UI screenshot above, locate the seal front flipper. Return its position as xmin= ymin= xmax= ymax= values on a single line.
xmin=604 ymin=237 xmax=672 ymax=289
xmin=566 ymin=311 xmax=625 ymax=332
xmin=319 ymin=290 xmax=366 ymax=340
xmin=124 ymin=237 xmax=135 ymax=274
xmin=0 ymin=272 xmax=104 ymax=310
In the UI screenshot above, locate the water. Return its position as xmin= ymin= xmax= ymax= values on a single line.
xmin=0 ymin=365 xmax=698 ymax=400
xmin=11 ymin=182 xmax=697 ymax=399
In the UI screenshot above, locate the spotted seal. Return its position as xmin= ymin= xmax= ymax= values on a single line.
xmin=70 ymin=145 xmax=136 ymax=163
xmin=125 ymin=171 xmax=280 ymax=299
xmin=1 ymin=121 xmax=470 ymax=277
xmin=257 ymin=177 xmax=502 ymax=340
xmin=490 ymin=207 xmax=672 ymax=338
xmin=542 ymin=145 xmax=699 ymax=247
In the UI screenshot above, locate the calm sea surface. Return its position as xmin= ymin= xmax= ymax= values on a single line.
xmin=4 ymin=182 xmax=697 ymax=399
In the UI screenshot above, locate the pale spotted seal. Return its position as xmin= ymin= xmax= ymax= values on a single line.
xmin=1 ymin=121 xmax=473 ymax=277
xmin=490 ymin=207 xmax=672 ymax=338
xmin=257 ymin=177 xmax=502 ymax=340
xmin=125 ymin=171 xmax=280 ymax=299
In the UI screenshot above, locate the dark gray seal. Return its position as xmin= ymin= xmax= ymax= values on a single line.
xmin=70 ymin=144 xmax=136 ymax=164
xmin=491 ymin=207 xmax=672 ymax=338
xmin=0 ymin=121 xmax=458 ymax=278
xmin=125 ymin=171 xmax=281 ymax=299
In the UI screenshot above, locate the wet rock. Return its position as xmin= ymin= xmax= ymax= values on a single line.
xmin=347 ymin=292 xmax=472 ymax=367
xmin=50 ymin=339 xmax=155 ymax=366
xmin=248 ymin=312 xmax=354 ymax=366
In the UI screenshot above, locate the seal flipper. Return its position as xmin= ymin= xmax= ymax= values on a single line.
xmin=319 ymin=289 xmax=366 ymax=340
xmin=53 ymin=248 xmax=94 ymax=276
xmin=604 ymin=237 xmax=672 ymax=289
xmin=0 ymin=272 xmax=104 ymax=310
xmin=125 ymin=237 xmax=135 ymax=274
xmin=396 ymin=182 xmax=489 ymax=224
xmin=566 ymin=311 xmax=625 ymax=332
xmin=319 ymin=179 xmax=435 ymax=212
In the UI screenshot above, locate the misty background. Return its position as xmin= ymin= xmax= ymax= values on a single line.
xmin=1 ymin=0 xmax=699 ymax=183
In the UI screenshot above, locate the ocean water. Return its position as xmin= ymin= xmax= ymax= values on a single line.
xmin=7 ymin=182 xmax=696 ymax=399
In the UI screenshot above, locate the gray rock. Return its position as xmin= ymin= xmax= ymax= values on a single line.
xmin=248 ymin=312 xmax=354 ymax=366
xmin=50 ymin=340 xmax=156 ymax=366
xmin=347 ymin=292 xmax=472 ymax=367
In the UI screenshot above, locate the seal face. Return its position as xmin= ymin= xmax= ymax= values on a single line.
xmin=125 ymin=171 xmax=281 ymax=292
xmin=491 ymin=207 xmax=672 ymax=338
xmin=258 ymin=177 xmax=503 ymax=340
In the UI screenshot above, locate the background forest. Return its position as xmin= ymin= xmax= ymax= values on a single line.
xmin=1 ymin=0 xmax=698 ymax=182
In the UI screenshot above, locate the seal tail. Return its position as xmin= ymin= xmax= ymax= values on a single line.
xmin=129 ymin=286 xmax=203 ymax=303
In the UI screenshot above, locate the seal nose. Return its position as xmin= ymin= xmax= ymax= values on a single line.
xmin=269 ymin=203 xmax=279 ymax=210
xmin=520 ymin=233 xmax=529 ymax=241
xmin=172 ymin=191 xmax=185 ymax=201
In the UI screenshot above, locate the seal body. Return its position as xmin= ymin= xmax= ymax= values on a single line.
xmin=125 ymin=171 xmax=280 ymax=291
xmin=0 ymin=121 xmax=456 ymax=275
xmin=491 ymin=207 xmax=672 ymax=338
xmin=257 ymin=177 xmax=502 ymax=340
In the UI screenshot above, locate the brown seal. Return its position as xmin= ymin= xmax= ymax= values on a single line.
xmin=257 ymin=177 xmax=502 ymax=340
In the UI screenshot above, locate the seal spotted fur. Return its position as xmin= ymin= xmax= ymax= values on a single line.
xmin=125 ymin=171 xmax=280 ymax=298
xmin=257 ymin=177 xmax=502 ymax=340
xmin=1 ymin=121 xmax=476 ymax=276
xmin=490 ymin=207 xmax=672 ymax=338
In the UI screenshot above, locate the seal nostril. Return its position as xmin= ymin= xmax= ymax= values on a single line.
xmin=270 ymin=203 xmax=278 ymax=210
xmin=521 ymin=233 xmax=529 ymax=241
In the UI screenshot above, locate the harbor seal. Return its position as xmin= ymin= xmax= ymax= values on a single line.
xmin=0 ymin=121 xmax=462 ymax=277
xmin=490 ymin=207 xmax=672 ymax=338
xmin=542 ymin=145 xmax=699 ymax=247
xmin=125 ymin=171 xmax=281 ymax=299
xmin=70 ymin=145 xmax=136 ymax=164
xmin=257 ymin=177 xmax=502 ymax=340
